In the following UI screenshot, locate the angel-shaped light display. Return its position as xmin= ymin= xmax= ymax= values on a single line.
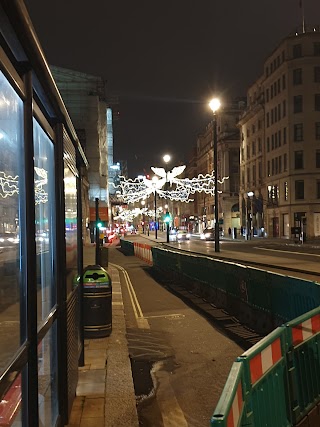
xmin=116 ymin=165 xmax=228 ymax=204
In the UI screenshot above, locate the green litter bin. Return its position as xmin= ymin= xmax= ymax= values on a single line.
xmin=82 ymin=265 xmax=112 ymax=338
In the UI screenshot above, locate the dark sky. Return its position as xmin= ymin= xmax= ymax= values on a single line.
xmin=24 ymin=0 xmax=319 ymax=177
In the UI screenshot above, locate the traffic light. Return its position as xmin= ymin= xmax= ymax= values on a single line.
xmin=97 ymin=219 xmax=103 ymax=228
xmin=164 ymin=212 xmax=171 ymax=223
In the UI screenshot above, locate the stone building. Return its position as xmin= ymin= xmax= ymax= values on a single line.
xmin=239 ymin=26 xmax=320 ymax=239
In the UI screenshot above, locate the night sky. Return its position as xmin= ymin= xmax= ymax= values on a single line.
xmin=24 ymin=0 xmax=319 ymax=177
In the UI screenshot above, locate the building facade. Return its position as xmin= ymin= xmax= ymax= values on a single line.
xmin=239 ymin=27 xmax=320 ymax=239
xmin=184 ymin=101 xmax=245 ymax=235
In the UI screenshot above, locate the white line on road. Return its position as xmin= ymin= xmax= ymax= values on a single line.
xmin=110 ymin=263 xmax=150 ymax=329
xmin=255 ymin=247 xmax=320 ymax=257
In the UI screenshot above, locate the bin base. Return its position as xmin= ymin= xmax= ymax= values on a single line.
xmin=84 ymin=323 xmax=112 ymax=339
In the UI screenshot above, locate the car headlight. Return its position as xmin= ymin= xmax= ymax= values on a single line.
xmin=205 ymin=233 xmax=211 ymax=238
xmin=186 ymin=233 xmax=190 ymax=238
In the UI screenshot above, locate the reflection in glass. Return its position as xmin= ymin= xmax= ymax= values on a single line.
xmin=64 ymin=166 xmax=77 ymax=295
xmin=38 ymin=322 xmax=58 ymax=426
xmin=0 ymin=71 xmax=23 ymax=374
xmin=33 ymin=119 xmax=56 ymax=325
xmin=0 ymin=373 xmax=22 ymax=426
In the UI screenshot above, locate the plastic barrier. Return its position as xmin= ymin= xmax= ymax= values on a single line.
xmin=211 ymin=307 xmax=320 ymax=427
xmin=133 ymin=242 xmax=153 ymax=265
xmin=120 ymin=238 xmax=134 ymax=255
xmin=210 ymin=362 xmax=245 ymax=427
xmin=285 ymin=307 xmax=320 ymax=425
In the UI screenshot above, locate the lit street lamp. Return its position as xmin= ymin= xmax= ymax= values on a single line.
xmin=209 ymin=98 xmax=221 ymax=252
xmin=163 ymin=154 xmax=171 ymax=242
xmin=245 ymin=191 xmax=254 ymax=240
xmin=152 ymin=176 xmax=159 ymax=239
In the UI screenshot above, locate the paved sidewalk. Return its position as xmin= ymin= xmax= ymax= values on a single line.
xmin=66 ymin=245 xmax=139 ymax=427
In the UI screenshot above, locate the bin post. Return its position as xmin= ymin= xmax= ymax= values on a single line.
xmin=101 ymin=247 xmax=108 ymax=268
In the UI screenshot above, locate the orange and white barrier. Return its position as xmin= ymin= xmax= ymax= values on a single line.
xmin=291 ymin=314 xmax=320 ymax=346
xmin=227 ymin=382 xmax=243 ymax=427
xmin=248 ymin=337 xmax=282 ymax=384
xmin=133 ymin=242 xmax=153 ymax=265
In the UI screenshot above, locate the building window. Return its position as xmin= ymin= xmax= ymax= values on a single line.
xmin=282 ymin=74 xmax=286 ymax=90
xmin=247 ymin=167 xmax=250 ymax=184
xmin=284 ymin=181 xmax=288 ymax=200
xmin=0 ymin=70 xmax=24 ymax=367
xmin=294 ymin=95 xmax=303 ymax=113
xmin=283 ymin=127 xmax=287 ymax=144
xmin=267 ymin=160 xmax=270 ymax=177
xmin=279 ymin=155 xmax=282 ymax=173
xmin=253 ymin=164 xmax=256 ymax=185
xmin=317 ymin=180 xmax=320 ymax=199
xmin=266 ymin=112 xmax=270 ymax=127
xmin=252 ymin=141 xmax=256 ymax=155
xmin=293 ymin=44 xmax=302 ymax=58
xmin=258 ymin=137 xmax=262 ymax=152
xmin=278 ymin=130 xmax=281 ymax=147
xmin=315 ymin=94 xmax=320 ymax=111
xmin=314 ymin=42 xmax=320 ymax=56
xmin=315 ymin=66 xmax=320 ymax=83
xmin=294 ymin=123 xmax=303 ymax=141
xmin=316 ymin=149 xmax=320 ymax=168
xmin=295 ymin=180 xmax=304 ymax=199
xmin=267 ymin=137 xmax=270 ymax=152
xmin=316 ymin=122 xmax=320 ymax=140
xmin=282 ymin=100 xmax=286 ymax=117
xmin=293 ymin=68 xmax=302 ymax=85
xmin=294 ymin=150 xmax=303 ymax=169
xmin=284 ymin=153 xmax=287 ymax=171
xmin=258 ymin=161 xmax=262 ymax=179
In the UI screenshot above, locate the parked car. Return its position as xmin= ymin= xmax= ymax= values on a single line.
xmin=200 ymin=228 xmax=215 ymax=240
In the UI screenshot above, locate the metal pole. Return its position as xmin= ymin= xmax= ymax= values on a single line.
xmin=245 ymin=197 xmax=249 ymax=240
xmin=155 ymin=190 xmax=158 ymax=239
xmin=95 ymin=198 xmax=100 ymax=264
xmin=213 ymin=116 xmax=220 ymax=252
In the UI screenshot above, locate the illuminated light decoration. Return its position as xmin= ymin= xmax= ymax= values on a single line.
xmin=0 ymin=171 xmax=19 ymax=198
xmin=115 ymin=166 xmax=229 ymax=204
xmin=0 ymin=167 xmax=49 ymax=204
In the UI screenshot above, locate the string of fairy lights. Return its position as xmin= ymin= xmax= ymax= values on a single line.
xmin=113 ymin=165 xmax=228 ymax=222
xmin=0 ymin=168 xmax=49 ymax=204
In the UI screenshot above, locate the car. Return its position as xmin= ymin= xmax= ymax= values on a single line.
xmin=200 ymin=228 xmax=215 ymax=240
xmin=0 ymin=232 xmax=19 ymax=245
xmin=176 ymin=230 xmax=190 ymax=241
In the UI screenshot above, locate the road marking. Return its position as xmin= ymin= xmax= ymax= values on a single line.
xmin=255 ymin=247 xmax=320 ymax=257
xmin=152 ymin=362 xmax=188 ymax=427
xmin=144 ymin=314 xmax=185 ymax=319
xmin=110 ymin=263 xmax=150 ymax=329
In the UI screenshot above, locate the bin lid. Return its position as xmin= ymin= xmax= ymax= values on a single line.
xmin=73 ymin=265 xmax=111 ymax=287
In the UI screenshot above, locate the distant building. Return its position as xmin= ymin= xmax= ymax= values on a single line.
xmin=185 ymin=100 xmax=245 ymax=234
xmin=50 ymin=66 xmax=121 ymax=237
xmin=239 ymin=26 xmax=320 ymax=239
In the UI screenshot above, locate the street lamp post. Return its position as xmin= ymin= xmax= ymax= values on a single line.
xmin=152 ymin=176 xmax=158 ymax=239
xmin=245 ymin=191 xmax=254 ymax=240
xmin=209 ymin=98 xmax=221 ymax=252
xmin=163 ymin=154 xmax=171 ymax=242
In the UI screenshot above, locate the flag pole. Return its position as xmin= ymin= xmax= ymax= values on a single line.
xmin=300 ymin=0 xmax=306 ymax=33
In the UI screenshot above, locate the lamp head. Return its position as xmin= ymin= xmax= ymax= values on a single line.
xmin=163 ymin=154 xmax=171 ymax=164
xmin=209 ymin=98 xmax=221 ymax=113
